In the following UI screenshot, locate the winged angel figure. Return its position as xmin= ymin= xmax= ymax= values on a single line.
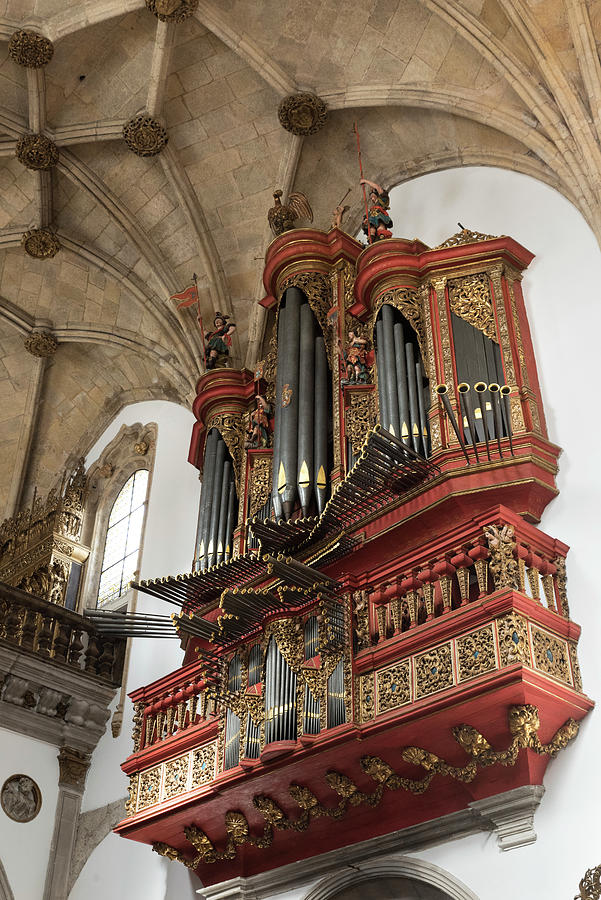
xmin=268 ymin=189 xmax=313 ymax=236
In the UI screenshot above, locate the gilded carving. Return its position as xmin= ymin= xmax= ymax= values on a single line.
xmin=569 ymin=642 xmax=583 ymax=692
xmin=15 ymin=134 xmax=58 ymax=170
xmin=531 ymin=627 xmax=571 ymax=683
xmin=163 ymin=754 xmax=189 ymax=799
xmin=456 ymin=625 xmax=496 ymax=681
xmin=151 ymin=704 xmax=578 ymax=867
xmin=137 ymin=766 xmax=161 ymax=809
xmin=279 ymin=273 xmax=333 ymax=363
xmin=414 ymin=643 xmax=454 ymax=698
xmin=123 ymin=115 xmax=168 ymax=156
xmin=125 ymin=775 xmax=138 ymax=815
xmin=356 ymin=671 xmax=374 ymax=723
xmin=346 ymin=390 xmax=377 ymax=457
xmin=447 ymin=273 xmax=497 ymax=342
xmin=23 ymin=331 xmax=57 ymax=358
xmin=248 ymin=456 xmax=272 ymax=518
xmin=21 ymin=228 xmax=60 ymax=260
xmin=484 ymin=524 xmax=519 ymax=590
xmin=145 ymin=0 xmax=199 ymax=22
xmin=8 ymin=30 xmax=54 ymax=67
xmin=352 ymin=590 xmax=370 ymax=651
xmin=376 ymin=660 xmax=411 ymax=713
xmin=575 ymin=865 xmax=601 ymax=900
xmin=497 ymin=612 xmax=531 ymax=667
xmin=278 ymin=93 xmax=327 ymax=135
xmin=207 ymin=413 xmax=245 ymax=492
xmin=132 ymin=701 xmax=144 ymax=752
xmin=553 ymin=556 xmax=570 ymax=617
xmin=432 ymin=277 xmax=454 ymax=388
xmin=434 ymin=226 xmax=499 ymax=249
xmin=371 ymin=288 xmax=425 ymax=362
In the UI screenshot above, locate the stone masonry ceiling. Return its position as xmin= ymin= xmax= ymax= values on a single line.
xmin=1 ymin=0 xmax=601 ymax=507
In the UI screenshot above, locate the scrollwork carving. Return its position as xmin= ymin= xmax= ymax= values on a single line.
xmin=16 ymin=133 xmax=58 ymax=170
xmin=21 ymin=229 xmax=60 ymax=260
xmin=345 ymin=390 xmax=376 ymax=457
xmin=447 ymin=272 xmax=497 ymax=342
xmin=484 ymin=524 xmax=519 ymax=590
xmin=123 ymin=115 xmax=168 ymax=156
xmin=277 ymin=93 xmax=327 ymax=136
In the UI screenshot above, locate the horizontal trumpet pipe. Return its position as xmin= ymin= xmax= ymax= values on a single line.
xmin=458 ymin=383 xmax=480 ymax=462
xmin=488 ymin=383 xmax=504 ymax=457
xmin=500 ymin=385 xmax=515 ymax=455
xmin=436 ymin=385 xmax=471 ymax=464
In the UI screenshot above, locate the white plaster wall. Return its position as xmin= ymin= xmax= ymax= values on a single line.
xmin=70 ymin=400 xmax=200 ymax=898
xmin=0 ymin=729 xmax=59 ymax=900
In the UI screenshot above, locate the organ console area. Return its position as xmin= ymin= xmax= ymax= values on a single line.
xmin=112 ymin=224 xmax=591 ymax=887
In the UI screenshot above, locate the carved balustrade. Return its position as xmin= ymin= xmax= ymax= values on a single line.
xmin=129 ymin=660 xmax=216 ymax=754
xmin=0 ymin=581 xmax=123 ymax=683
xmin=361 ymin=512 xmax=570 ymax=649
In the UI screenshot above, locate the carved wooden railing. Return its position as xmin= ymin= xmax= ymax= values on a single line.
xmin=356 ymin=510 xmax=569 ymax=648
xmin=0 ymin=581 xmax=124 ymax=684
xmin=129 ymin=660 xmax=216 ymax=754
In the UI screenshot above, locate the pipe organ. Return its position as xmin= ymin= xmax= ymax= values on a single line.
xmin=117 ymin=225 xmax=590 ymax=889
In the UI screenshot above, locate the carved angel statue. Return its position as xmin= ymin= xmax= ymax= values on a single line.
xmin=268 ymin=189 xmax=313 ymax=236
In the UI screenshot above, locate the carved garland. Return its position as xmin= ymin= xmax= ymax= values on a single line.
xmin=576 ymin=865 xmax=601 ymax=899
xmin=152 ymin=703 xmax=579 ymax=867
xmin=447 ymin=272 xmax=497 ymax=343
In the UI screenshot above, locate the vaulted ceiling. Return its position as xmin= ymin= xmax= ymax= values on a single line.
xmin=1 ymin=0 xmax=600 ymax=513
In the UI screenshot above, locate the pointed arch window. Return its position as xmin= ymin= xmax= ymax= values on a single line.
xmin=97 ymin=469 xmax=149 ymax=606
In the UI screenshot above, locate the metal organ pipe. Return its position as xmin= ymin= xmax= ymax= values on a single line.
xmin=381 ymin=304 xmax=401 ymax=437
xmin=297 ymin=302 xmax=315 ymax=516
xmin=271 ymin=302 xmax=287 ymax=520
xmin=197 ymin=428 xmax=218 ymax=571
xmin=314 ymin=334 xmax=328 ymax=515
xmin=405 ymin=339 xmax=420 ymax=454
xmin=216 ymin=460 xmax=231 ymax=565
xmin=224 ymin=479 xmax=236 ymax=562
xmin=207 ymin=437 xmax=226 ymax=568
xmin=279 ymin=287 xmax=302 ymax=519
xmin=393 ymin=320 xmax=411 ymax=444
xmin=375 ymin=319 xmax=390 ymax=432
xmin=416 ymin=360 xmax=429 ymax=456
xmin=488 ymin=383 xmax=504 ymax=456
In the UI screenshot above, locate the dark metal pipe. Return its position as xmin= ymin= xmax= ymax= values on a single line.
xmin=314 ymin=333 xmax=328 ymax=515
xmin=375 ymin=318 xmax=390 ymax=431
xmin=416 ymin=359 xmax=429 ymax=457
xmin=224 ymin=478 xmax=236 ymax=562
xmin=436 ymin=385 xmax=471 ymax=464
xmin=474 ymin=382 xmax=491 ymax=460
xmin=272 ymin=303 xmax=287 ymax=519
xmin=381 ymin=305 xmax=401 ymax=437
xmin=488 ymin=383 xmax=504 ymax=457
xmin=405 ymin=340 xmax=420 ymax=454
xmin=458 ymin=383 xmax=480 ymax=462
xmin=279 ymin=288 xmax=302 ymax=519
xmin=216 ymin=460 xmax=231 ymax=565
xmin=393 ymin=319 xmax=411 ymax=445
xmin=208 ymin=436 xmax=226 ymax=567
xmin=198 ymin=428 xmax=218 ymax=571
xmin=297 ymin=301 xmax=315 ymax=516
xmin=500 ymin=385 xmax=515 ymax=455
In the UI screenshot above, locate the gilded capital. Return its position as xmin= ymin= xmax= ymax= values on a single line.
xmin=123 ymin=115 xmax=168 ymax=157
xmin=21 ymin=228 xmax=60 ymax=260
xmin=278 ymin=93 xmax=327 ymax=136
xmin=8 ymin=30 xmax=54 ymax=68
xmin=16 ymin=134 xmax=58 ymax=171
xmin=23 ymin=331 xmax=58 ymax=358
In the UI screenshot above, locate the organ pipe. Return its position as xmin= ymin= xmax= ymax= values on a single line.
xmin=376 ymin=305 xmax=430 ymax=456
xmin=271 ymin=301 xmax=287 ymax=520
xmin=393 ymin=320 xmax=410 ymax=443
xmin=314 ymin=334 xmax=328 ymax=515
xmin=381 ymin=304 xmax=400 ymax=437
xmin=224 ymin=480 xmax=236 ymax=562
xmin=279 ymin=287 xmax=302 ymax=519
xmin=265 ymin=638 xmax=297 ymax=744
xmin=224 ymin=654 xmax=242 ymax=770
xmin=327 ymin=658 xmax=345 ymax=728
xmin=216 ymin=460 xmax=231 ymax=565
xmin=297 ymin=302 xmax=315 ymax=516
xmin=208 ymin=438 xmax=226 ymax=567
xmin=197 ymin=428 xmax=218 ymax=570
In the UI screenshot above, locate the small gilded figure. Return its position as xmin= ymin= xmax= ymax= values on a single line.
xmin=245 ymin=395 xmax=273 ymax=449
xmin=341 ymin=329 xmax=372 ymax=384
xmin=205 ymin=312 xmax=236 ymax=369
xmin=360 ymin=178 xmax=393 ymax=242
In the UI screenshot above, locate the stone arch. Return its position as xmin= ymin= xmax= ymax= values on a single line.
xmin=303 ymin=857 xmax=479 ymax=900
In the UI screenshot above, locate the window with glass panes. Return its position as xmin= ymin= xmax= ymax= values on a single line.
xmin=97 ymin=469 xmax=149 ymax=606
